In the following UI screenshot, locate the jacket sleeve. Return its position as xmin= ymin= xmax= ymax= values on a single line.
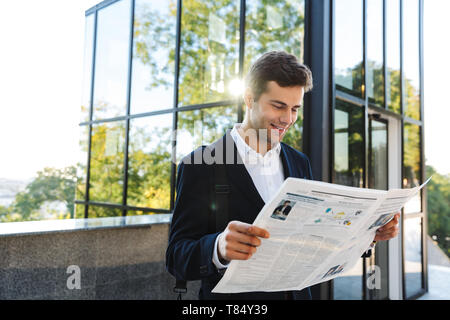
xmin=165 ymin=156 xmax=222 ymax=281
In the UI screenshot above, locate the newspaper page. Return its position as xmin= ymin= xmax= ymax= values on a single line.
xmin=212 ymin=177 xmax=430 ymax=293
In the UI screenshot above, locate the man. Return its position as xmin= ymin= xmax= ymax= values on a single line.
xmin=273 ymin=200 xmax=292 ymax=218
xmin=166 ymin=51 xmax=400 ymax=300
xmin=271 ymin=200 xmax=292 ymax=221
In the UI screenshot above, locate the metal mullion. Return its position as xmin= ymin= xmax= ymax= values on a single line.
xmin=403 ymin=116 xmax=422 ymax=127
xmin=362 ymin=0 xmax=369 ymax=300
xmin=129 ymin=108 xmax=176 ymax=120
xmin=86 ymin=201 xmax=171 ymax=214
xmin=368 ymin=103 xmax=403 ymax=121
xmin=170 ymin=0 xmax=182 ymax=211
xmin=121 ymin=0 xmax=135 ymax=217
xmin=84 ymin=10 xmax=98 ymax=219
xmin=237 ymin=0 xmax=246 ymax=123
xmin=418 ymin=0 xmax=428 ymax=295
xmin=383 ymin=0 xmax=388 ymax=110
xmin=329 ymin=0 xmax=336 ymax=300
xmin=85 ymin=0 xmax=122 ymax=16
xmin=336 ymin=90 xmax=365 ymax=107
xmin=178 ymin=100 xmax=237 ymax=111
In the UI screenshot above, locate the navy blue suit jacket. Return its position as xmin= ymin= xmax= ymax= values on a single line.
xmin=166 ymin=130 xmax=314 ymax=300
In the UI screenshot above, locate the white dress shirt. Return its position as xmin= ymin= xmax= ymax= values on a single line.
xmin=212 ymin=123 xmax=285 ymax=269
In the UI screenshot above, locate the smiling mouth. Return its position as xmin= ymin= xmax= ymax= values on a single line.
xmin=271 ymin=124 xmax=286 ymax=134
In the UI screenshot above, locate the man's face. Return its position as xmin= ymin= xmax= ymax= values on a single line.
xmin=245 ymin=81 xmax=305 ymax=146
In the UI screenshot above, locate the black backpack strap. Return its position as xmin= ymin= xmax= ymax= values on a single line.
xmin=173 ymin=139 xmax=231 ymax=299
xmin=209 ymin=138 xmax=231 ymax=232
xmin=173 ymin=279 xmax=187 ymax=300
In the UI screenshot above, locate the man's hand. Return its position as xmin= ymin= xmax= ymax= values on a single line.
xmin=218 ymin=221 xmax=270 ymax=262
xmin=374 ymin=213 xmax=400 ymax=241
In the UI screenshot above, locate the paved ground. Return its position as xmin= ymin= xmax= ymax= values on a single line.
xmin=418 ymin=236 xmax=450 ymax=300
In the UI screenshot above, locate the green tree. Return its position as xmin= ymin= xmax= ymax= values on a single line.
xmin=426 ymin=165 xmax=450 ymax=257
xmin=1 ymin=166 xmax=76 ymax=222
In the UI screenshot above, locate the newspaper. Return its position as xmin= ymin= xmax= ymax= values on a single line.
xmin=212 ymin=177 xmax=431 ymax=293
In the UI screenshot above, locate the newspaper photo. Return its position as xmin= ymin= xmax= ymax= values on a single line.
xmin=212 ymin=177 xmax=431 ymax=294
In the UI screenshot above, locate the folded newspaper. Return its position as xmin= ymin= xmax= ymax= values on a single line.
xmin=212 ymin=177 xmax=431 ymax=293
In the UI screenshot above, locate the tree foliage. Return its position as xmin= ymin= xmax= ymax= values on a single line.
xmin=0 ymin=167 xmax=76 ymax=222
xmin=426 ymin=165 xmax=450 ymax=257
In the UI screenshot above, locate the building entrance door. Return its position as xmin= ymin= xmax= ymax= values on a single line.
xmin=365 ymin=115 xmax=389 ymax=299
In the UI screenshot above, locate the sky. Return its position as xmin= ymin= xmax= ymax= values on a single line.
xmin=0 ymin=0 xmax=448 ymax=181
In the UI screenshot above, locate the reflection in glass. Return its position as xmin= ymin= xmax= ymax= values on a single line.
xmin=403 ymin=0 xmax=420 ymax=120
xmin=403 ymin=123 xmax=421 ymax=213
xmin=334 ymin=258 xmax=363 ymax=300
xmin=127 ymin=114 xmax=173 ymax=209
xmin=92 ymin=0 xmax=132 ymax=120
xmin=335 ymin=0 xmax=363 ymax=98
xmin=334 ymin=100 xmax=364 ymax=188
xmin=367 ymin=0 xmax=384 ymax=106
xmin=244 ymin=0 xmax=305 ymax=73
xmin=369 ymin=119 xmax=387 ymax=190
xmin=281 ymin=111 xmax=303 ymax=152
xmin=88 ymin=205 xmax=123 ymax=218
xmin=75 ymin=204 xmax=85 ymax=219
xmin=404 ymin=216 xmax=423 ymax=298
xmin=130 ymin=0 xmax=177 ymax=114
xmin=89 ymin=121 xmax=126 ymax=204
xmin=176 ymin=105 xmax=237 ymax=162
xmin=386 ymin=0 xmax=401 ymax=113
xmin=178 ymin=0 xmax=240 ymax=107
xmin=403 ymin=123 xmax=420 ymax=187
xmin=76 ymin=125 xmax=89 ymax=202
xmin=80 ymin=14 xmax=95 ymax=123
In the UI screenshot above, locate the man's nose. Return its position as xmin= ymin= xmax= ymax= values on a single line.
xmin=280 ymin=109 xmax=293 ymax=125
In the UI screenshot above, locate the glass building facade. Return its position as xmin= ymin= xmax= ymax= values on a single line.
xmin=77 ymin=0 xmax=426 ymax=299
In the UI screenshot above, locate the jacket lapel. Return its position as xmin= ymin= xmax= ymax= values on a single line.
xmin=280 ymin=143 xmax=296 ymax=179
xmin=221 ymin=131 xmax=265 ymax=210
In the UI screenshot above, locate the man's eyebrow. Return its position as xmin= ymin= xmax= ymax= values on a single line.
xmin=269 ymin=100 xmax=301 ymax=108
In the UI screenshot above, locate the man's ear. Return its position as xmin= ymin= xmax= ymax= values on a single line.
xmin=244 ymin=88 xmax=254 ymax=109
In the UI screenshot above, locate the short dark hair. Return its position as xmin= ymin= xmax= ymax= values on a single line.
xmin=245 ymin=51 xmax=313 ymax=100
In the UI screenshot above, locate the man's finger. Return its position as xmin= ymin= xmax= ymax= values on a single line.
xmin=229 ymin=221 xmax=269 ymax=238
xmin=225 ymin=231 xmax=261 ymax=247
xmin=247 ymin=225 xmax=270 ymax=238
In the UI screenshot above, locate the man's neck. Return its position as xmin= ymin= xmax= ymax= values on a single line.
xmin=238 ymin=123 xmax=274 ymax=156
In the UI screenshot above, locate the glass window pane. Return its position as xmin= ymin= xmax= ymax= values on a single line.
xmin=127 ymin=114 xmax=173 ymax=209
xmin=178 ymin=0 xmax=240 ymax=107
xmin=88 ymin=205 xmax=123 ymax=218
xmin=386 ymin=0 xmax=401 ymax=113
xmin=89 ymin=121 xmax=126 ymax=204
xmin=130 ymin=0 xmax=177 ymax=114
xmin=92 ymin=0 xmax=132 ymax=120
xmin=75 ymin=204 xmax=85 ymax=219
xmin=76 ymin=125 xmax=89 ymax=202
xmin=176 ymin=105 xmax=237 ymax=162
xmin=280 ymin=111 xmax=303 ymax=152
xmin=402 ymin=0 xmax=420 ymax=120
xmin=373 ymin=241 xmax=389 ymax=299
xmin=80 ymin=14 xmax=95 ymax=123
xmin=404 ymin=216 xmax=424 ymax=298
xmin=367 ymin=0 xmax=384 ymax=106
xmin=403 ymin=123 xmax=422 ymax=213
xmin=335 ymin=0 xmax=364 ymax=98
xmin=333 ymin=258 xmax=363 ymax=300
xmin=333 ymin=100 xmax=365 ymax=188
xmin=369 ymin=119 xmax=388 ymax=190
xmin=244 ymin=0 xmax=305 ymax=73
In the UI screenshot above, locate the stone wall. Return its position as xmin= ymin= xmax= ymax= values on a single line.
xmin=0 ymin=223 xmax=200 ymax=299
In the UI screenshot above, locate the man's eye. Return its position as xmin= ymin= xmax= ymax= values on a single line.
xmin=272 ymin=105 xmax=283 ymax=109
